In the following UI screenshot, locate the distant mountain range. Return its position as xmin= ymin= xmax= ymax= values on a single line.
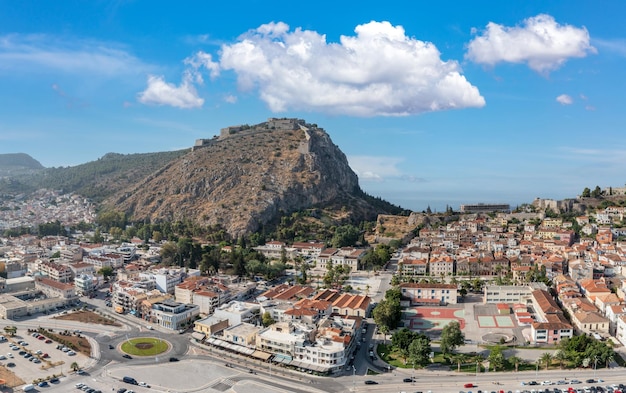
xmin=0 ymin=119 xmax=406 ymax=236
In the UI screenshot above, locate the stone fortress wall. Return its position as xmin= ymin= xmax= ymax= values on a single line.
xmin=192 ymin=118 xmax=313 ymax=152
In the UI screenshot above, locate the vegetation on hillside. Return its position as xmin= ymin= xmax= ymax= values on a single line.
xmin=0 ymin=150 xmax=187 ymax=202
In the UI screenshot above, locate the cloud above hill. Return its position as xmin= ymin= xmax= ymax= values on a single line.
xmin=138 ymin=21 xmax=485 ymax=115
xmin=466 ymin=14 xmax=596 ymax=74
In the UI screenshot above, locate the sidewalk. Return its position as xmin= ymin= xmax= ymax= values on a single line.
xmin=188 ymin=338 xmax=316 ymax=384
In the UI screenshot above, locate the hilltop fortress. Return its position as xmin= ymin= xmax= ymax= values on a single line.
xmin=192 ymin=118 xmax=313 ymax=151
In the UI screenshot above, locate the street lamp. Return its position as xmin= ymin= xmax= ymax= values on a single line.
xmin=352 ymin=365 xmax=356 ymax=392
xmin=475 ymin=361 xmax=479 ymax=386
xmin=535 ymin=361 xmax=539 ymax=379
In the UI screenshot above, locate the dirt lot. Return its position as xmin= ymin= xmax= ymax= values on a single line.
xmin=0 ymin=365 xmax=26 ymax=389
xmin=53 ymin=310 xmax=121 ymax=327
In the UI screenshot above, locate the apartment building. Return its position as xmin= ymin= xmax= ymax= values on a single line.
xmin=37 ymin=260 xmax=73 ymax=283
xmin=35 ymin=277 xmax=76 ymax=299
xmin=83 ymin=253 xmax=124 ymax=269
xmin=398 ymin=259 xmax=427 ymax=276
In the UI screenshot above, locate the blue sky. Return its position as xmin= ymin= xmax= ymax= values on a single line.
xmin=1 ymin=1 xmax=625 ymax=212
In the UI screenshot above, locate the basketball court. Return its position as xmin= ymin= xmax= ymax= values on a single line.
xmin=404 ymin=306 xmax=466 ymax=331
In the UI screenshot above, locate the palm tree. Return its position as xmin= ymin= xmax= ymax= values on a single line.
xmin=540 ymin=352 xmax=553 ymax=370
xmin=606 ymin=354 xmax=614 ymax=368
xmin=70 ymin=362 xmax=79 ymax=372
xmin=554 ymin=349 xmax=567 ymax=369
xmin=508 ymin=355 xmax=523 ymax=372
xmin=452 ymin=353 xmax=469 ymax=372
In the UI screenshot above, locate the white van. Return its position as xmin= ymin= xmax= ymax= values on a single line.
xmin=23 ymin=384 xmax=35 ymax=392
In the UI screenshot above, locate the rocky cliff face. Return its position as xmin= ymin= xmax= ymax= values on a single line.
xmin=109 ymin=119 xmax=368 ymax=237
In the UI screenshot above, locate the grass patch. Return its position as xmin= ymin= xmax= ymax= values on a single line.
xmin=120 ymin=337 xmax=168 ymax=356
xmin=366 ymin=369 xmax=380 ymax=375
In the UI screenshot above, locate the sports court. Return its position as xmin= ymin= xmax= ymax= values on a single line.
xmin=477 ymin=315 xmax=515 ymax=328
xmin=404 ymin=306 xmax=465 ymax=331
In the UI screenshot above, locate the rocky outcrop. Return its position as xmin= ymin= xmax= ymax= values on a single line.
xmin=108 ymin=119 xmax=373 ymax=237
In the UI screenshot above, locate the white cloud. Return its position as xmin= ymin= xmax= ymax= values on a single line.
xmin=184 ymin=51 xmax=220 ymax=83
xmin=466 ymin=14 xmax=596 ymax=73
xmin=224 ymin=94 xmax=237 ymax=104
xmin=137 ymin=75 xmax=203 ymax=109
xmin=556 ymin=94 xmax=573 ymax=105
xmin=593 ymin=38 xmax=626 ymax=57
xmin=0 ymin=33 xmax=147 ymax=76
xmin=219 ymin=21 xmax=485 ymax=116
xmin=348 ymin=155 xmax=402 ymax=182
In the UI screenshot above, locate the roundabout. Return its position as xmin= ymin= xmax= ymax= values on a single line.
xmin=120 ymin=337 xmax=170 ymax=356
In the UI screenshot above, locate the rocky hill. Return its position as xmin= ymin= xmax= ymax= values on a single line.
xmin=108 ymin=118 xmax=399 ymax=237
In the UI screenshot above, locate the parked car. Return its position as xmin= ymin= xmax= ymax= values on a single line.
xmin=138 ymin=382 xmax=150 ymax=388
xmin=38 ymin=381 xmax=49 ymax=387
xmin=464 ymin=383 xmax=476 ymax=388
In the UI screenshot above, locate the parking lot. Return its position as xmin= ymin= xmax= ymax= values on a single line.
xmin=1 ymin=330 xmax=90 ymax=387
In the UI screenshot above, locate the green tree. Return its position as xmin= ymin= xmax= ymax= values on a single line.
xmin=92 ymin=228 xmax=104 ymax=243
xmin=98 ymin=266 xmax=114 ymax=280
xmin=70 ymin=361 xmax=80 ymax=372
xmin=262 ymin=311 xmax=275 ymax=327
xmin=152 ymin=230 xmax=163 ymax=243
xmin=581 ymin=187 xmax=591 ymax=197
xmin=451 ymin=353 xmax=470 ymax=372
xmin=508 ymin=355 xmax=523 ymax=372
xmin=159 ymin=241 xmax=179 ymax=265
xmin=439 ymin=321 xmax=465 ymax=355
xmin=540 ymin=352 xmax=553 ymax=370
xmin=590 ymin=185 xmax=602 ymax=198
xmin=408 ymin=334 xmax=431 ymax=366
xmin=3 ymin=326 xmax=16 ymax=337
xmin=392 ymin=328 xmax=417 ymax=351
xmin=554 ymin=349 xmax=567 ymax=369
xmin=487 ymin=345 xmax=505 ymax=371
xmin=331 ymin=225 xmax=361 ymax=248
xmin=372 ymin=299 xmax=400 ymax=331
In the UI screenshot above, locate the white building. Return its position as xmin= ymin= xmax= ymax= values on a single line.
xmin=74 ymin=274 xmax=97 ymax=296
xmin=83 ymin=253 xmax=124 ymax=269
xmin=151 ymin=300 xmax=199 ymax=331
xmin=213 ymin=301 xmax=260 ymax=327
